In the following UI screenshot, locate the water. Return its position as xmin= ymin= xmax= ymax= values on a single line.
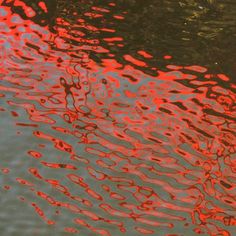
xmin=0 ymin=1 xmax=235 ymax=235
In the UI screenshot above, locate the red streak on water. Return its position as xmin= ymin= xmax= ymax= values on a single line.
xmin=31 ymin=202 xmax=55 ymax=225
xmin=38 ymin=1 xmax=47 ymax=13
xmin=13 ymin=0 xmax=35 ymax=17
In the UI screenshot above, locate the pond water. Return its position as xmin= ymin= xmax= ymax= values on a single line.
xmin=0 ymin=1 xmax=235 ymax=236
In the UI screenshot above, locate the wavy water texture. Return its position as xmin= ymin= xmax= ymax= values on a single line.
xmin=0 ymin=2 xmax=235 ymax=236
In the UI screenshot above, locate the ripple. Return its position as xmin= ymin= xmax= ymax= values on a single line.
xmin=0 ymin=2 xmax=235 ymax=236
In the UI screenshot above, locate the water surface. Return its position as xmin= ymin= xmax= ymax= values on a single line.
xmin=0 ymin=1 xmax=235 ymax=236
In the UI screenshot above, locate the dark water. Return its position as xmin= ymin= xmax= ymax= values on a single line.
xmin=0 ymin=1 xmax=235 ymax=235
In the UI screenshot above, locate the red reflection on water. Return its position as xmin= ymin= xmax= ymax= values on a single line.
xmin=31 ymin=202 xmax=55 ymax=225
xmin=0 ymin=2 xmax=235 ymax=236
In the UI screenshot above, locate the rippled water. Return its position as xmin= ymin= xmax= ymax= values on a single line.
xmin=0 ymin=1 xmax=235 ymax=236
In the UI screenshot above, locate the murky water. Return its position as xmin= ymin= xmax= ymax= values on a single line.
xmin=0 ymin=1 xmax=235 ymax=236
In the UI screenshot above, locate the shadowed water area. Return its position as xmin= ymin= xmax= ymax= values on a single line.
xmin=0 ymin=0 xmax=235 ymax=235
